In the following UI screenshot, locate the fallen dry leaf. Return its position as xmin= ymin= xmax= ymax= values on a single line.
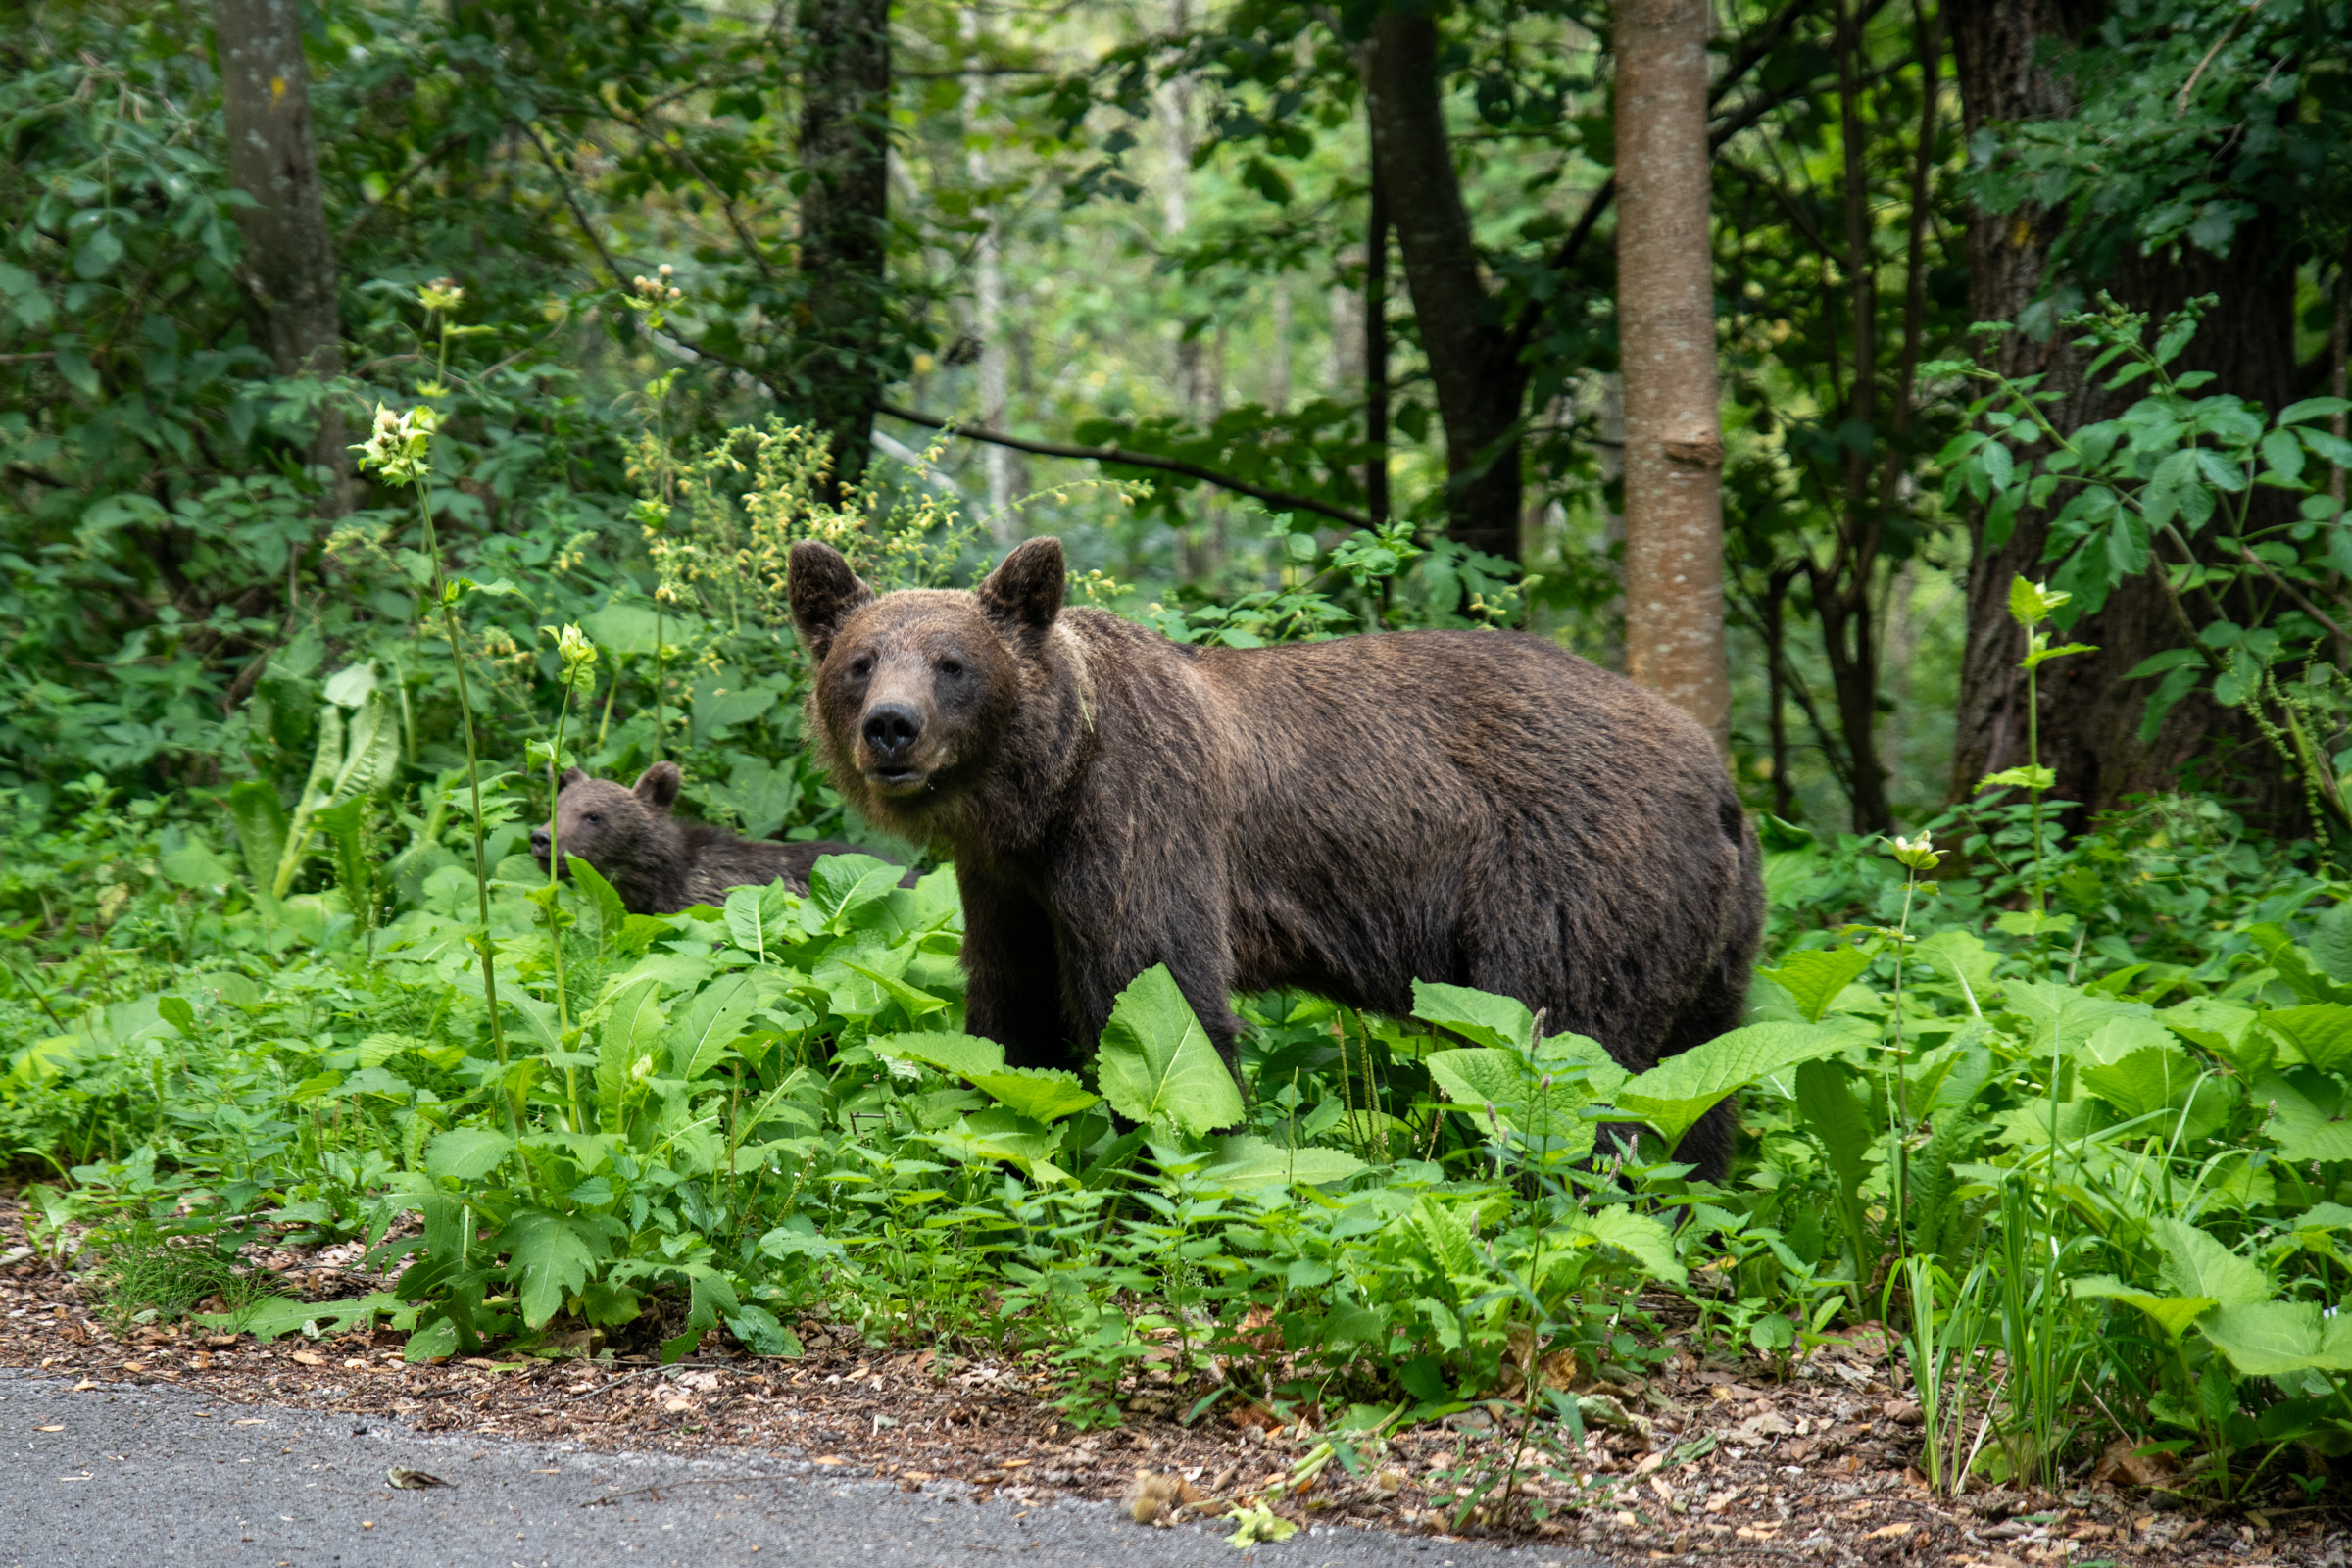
xmin=291 ymin=1350 xmax=324 ymax=1367
xmin=1866 ymin=1521 xmax=1915 ymax=1540
xmin=1122 ymin=1471 xmax=1205 ymax=1526
xmin=387 ymin=1467 xmax=446 ymax=1489
xmin=2091 ymin=1435 xmax=2181 ymax=1489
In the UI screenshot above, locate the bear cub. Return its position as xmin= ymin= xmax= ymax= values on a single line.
xmin=530 ymin=760 xmax=915 ymax=914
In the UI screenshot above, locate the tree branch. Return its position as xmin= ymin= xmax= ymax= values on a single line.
xmin=875 ymin=403 xmax=1373 ymax=528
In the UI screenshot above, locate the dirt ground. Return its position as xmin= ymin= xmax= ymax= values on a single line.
xmin=2 ymin=1199 xmax=2341 ymax=1567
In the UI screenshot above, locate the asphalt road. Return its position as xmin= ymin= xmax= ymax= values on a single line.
xmin=0 ymin=1369 xmax=1594 ymax=1568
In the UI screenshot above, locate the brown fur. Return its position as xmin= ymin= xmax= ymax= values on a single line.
xmin=788 ymin=537 xmax=1764 ymax=1177
xmin=531 ymin=761 xmax=915 ymax=914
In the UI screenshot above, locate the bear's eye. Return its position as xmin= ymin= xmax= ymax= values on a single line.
xmin=585 ymin=812 xmax=602 ymax=824
xmin=938 ymin=657 xmax=964 ymax=677
xmin=849 ymin=655 xmax=873 ymax=678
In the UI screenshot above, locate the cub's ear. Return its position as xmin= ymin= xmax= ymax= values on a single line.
xmin=633 ymin=760 xmax=682 ymax=811
xmin=788 ymin=541 xmax=874 ymax=662
xmin=977 ymin=536 xmax=1064 ymax=638
xmin=559 ymin=766 xmax=588 ymax=791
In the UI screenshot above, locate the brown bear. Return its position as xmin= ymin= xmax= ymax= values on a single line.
xmin=530 ymin=761 xmax=916 ymax=914
xmin=787 ymin=537 xmax=1763 ymax=1177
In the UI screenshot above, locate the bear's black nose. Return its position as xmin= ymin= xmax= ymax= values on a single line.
xmin=530 ymin=826 xmax=552 ymax=857
xmin=862 ymin=703 xmax=924 ymax=760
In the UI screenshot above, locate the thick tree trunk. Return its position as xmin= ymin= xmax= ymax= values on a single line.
xmin=1946 ymin=0 xmax=2300 ymax=822
xmin=1365 ymin=160 xmax=1391 ymax=529
xmin=1359 ymin=11 xmax=1525 ymax=564
xmin=215 ymin=0 xmax=349 ymax=512
xmin=1615 ymin=0 xmax=1730 ymax=755
xmin=796 ymin=0 xmax=892 ymax=501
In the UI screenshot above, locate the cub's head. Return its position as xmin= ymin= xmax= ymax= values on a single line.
xmin=787 ymin=537 xmax=1064 ymax=822
xmin=531 ymin=762 xmax=682 ymax=879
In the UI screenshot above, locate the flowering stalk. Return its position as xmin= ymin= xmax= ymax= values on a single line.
xmin=1885 ymin=830 xmax=1942 ymax=1258
xmin=353 ymin=396 xmax=517 ymax=1136
xmin=538 ymin=623 xmax=598 ymax=1131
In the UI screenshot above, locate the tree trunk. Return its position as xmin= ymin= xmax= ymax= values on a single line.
xmin=215 ymin=0 xmax=349 ymax=513
xmin=796 ymin=0 xmax=892 ymax=501
xmin=1616 ymin=0 xmax=1730 ymax=755
xmin=1365 ymin=160 xmax=1391 ymax=529
xmin=1359 ymin=11 xmax=1525 ymax=563
xmin=1946 ymin=0 xmax=2301 ymax=822
xmin=961 ymin=8 xmax=1017 ymax=541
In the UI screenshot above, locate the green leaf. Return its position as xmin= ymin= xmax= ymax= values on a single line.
xmin=566 ymin=856 xmax=630 ymax=951
xmin=1611 ymin=1022 xmax=1845 ymax=1152
xmin=2198 ymin=1301 xmax=2352 ymax=1377
xmin=1201 ymin=1134 xmax=1366 ymax=1191
xmin=1793 ymin=1058 xmax=1874 ymax=1265
xmin=504 ymin=1211 xmax=599 ymax=1329
xmin=2310 ymin=904 xmax=2352 ymax=987
xmin=1410 ymin=1194 xmax=1479 ymax=1279
xmin=424 ymin=1128 xmax=514 ymax=1183
xmin=877 ymin=1031 xmax=1006 ymax=1077
xmin=159 ymin=827 xmax=237 ymax=890
xmin=2266 ymin=1004 xmax=2352 ymax=1074
xmin=1095 ymin=965 xmax=1244 ymax=1138
xmin=1759 ymin=945 xmax=1875 ymax=1022
xmin=597 ymin=977 xmax=665 ymax=1131
xmin=2278 ymin=397 xmax=2352 ymax=426
xmin=2254 ymin=1070 xmax=2352 ymax=1163
xmin=937 ymin=1106 xmax=1072 ymax=1184
xmin=723 ymin=1304 xmax=804 ymax=1359
xmin=1979 ymin=764 xmax=2057 ymax=793
xmin=2002 ymin=982 xmax=2142 ymax=1055
xmin=807 ymin=854 xmax=906 ymax=933
xmin=2072 ymin=1276 xmax=2217 ymax=1343
xmin=666 ymin=972 xmax=759 ymax=1079
xmin=1423 ymin=1047 xmax=1601 ymax=1158
xmin=1563 ymin=1207 xmax=1688 ymax=1288
xmin=2080 ymin=1040 xmax=2200 ymax=1120
xmin=839 ymin=958 xmax=949 ymax=1020
xmin=1915 ymin=930 xmax=1997 ymax=1015
xmin=1407 ymin=980 xmax=1536 ymax=1051
xmin=722 ymin=881 xmax=796 ymax=958
xmin=225 ymin=780 xmax=288 ymax=894
xmin=965 ymin=1066 xmax=1099 ymax=1123
xmin=2151 ymin=1219 xmax=2271 ymax=1308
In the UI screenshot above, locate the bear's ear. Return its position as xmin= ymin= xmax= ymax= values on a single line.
xmin=633 ymin=760 xmax=682 ymax=811
xmin=977 ymin=536 xmax=1064 ymax=638
xmin=559 ymin=766 xmax=587 ymax=791
xmin=788 ymin=541 xmax=874 ymax=662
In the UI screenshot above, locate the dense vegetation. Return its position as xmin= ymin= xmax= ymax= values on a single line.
xmin=4 ymin=0 xmax=2352 ymax=1527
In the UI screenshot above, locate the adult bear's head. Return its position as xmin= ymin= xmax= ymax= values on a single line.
xmin=788 ymin=537 xmax=1070 ymax=834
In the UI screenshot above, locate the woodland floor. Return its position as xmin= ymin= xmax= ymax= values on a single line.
xmin=0 ymin=1196 xmax=2341 ymax=1568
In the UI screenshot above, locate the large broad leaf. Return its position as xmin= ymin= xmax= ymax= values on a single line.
xmin=1409 ymin=981 xmax=1535 ymax=1051
xmin=878 ymin=1031 xmax=1006 ymax=1077
xmin=424 ymin=1127 xmax=513 ymax=1182
xmin=565 ymin=856 xmax=630 ymax=952
xmin=597 ymin=977 xmax=665 ymax=1131
xmin=1793 ymin=1058 xmax=1875 ymax=1273
xmin=2162 ymin=997 xmax=2266 ymax=1074
xmin=1759 ymin=945 xmax=1875 ymax=1022
xmin=1423 ymin=1048 xmax=1599 ymax=1158
xmin=967 ymin=1067 xmax=1099 ymax=1123
xmin=2072 ymin=1275 xmax=2217 ymax=1342
xmin=667 ymin=972 xmax=760 ymax=1079
xmin=2152 ymin=1219 xmax=2272 ymax=1308
xmin=2254 ymin=1070 xmax=2352 ymax=1163
xmin=1095 ymin=965 xmax=1244 ymax=1138
xmin=158 ymin=826 xmax=237 ymax=890
xmin=1915 ymin=930 xmax=1997 ymax=1015
xmin=1564 ymin=1207 xmax=1688 ymax=1288
xmin=1611 ymin=1022 xmax=1845 ymax=1152
xmin=504 ymin=1211 xmax=601 ymax=1329
xmin=936 ymin=1107 xmax=1072 ymax=1184
xmin=1200 ymin=1134 xmax=1366 ymax=1191
xmin=704 ymin=755 xmax=803 ymax=841
xmin=2265 ymin=1004 xmax=2352 ymax=1074
xmin=723 ymin=882 xmax=797 ymax=959
xmin=2081 ymin=1044 xmax=2200 ymax=1120
xmin=839 ymin=959 xmax=950 ymax=1020
xmin=272 ymin=693 xmax=402 ymax=897
xmin=224 ymin=780 xmax=288 ymax=893
xmin=2248 ymin=923 xmax=2352 ymax=1004
xmin=2198 ymin=1300 xmax=2352 ymax=1377
xmin=808 ymin=854 xmax=906 ymax=934
xmin=1410 ymin=1194 xmax=1479 ymax=1280
xmin=2311 ymin=903 xmax=2352 ymax=987
xmin=2002 ymin=981 xmax=2146 ymax=1055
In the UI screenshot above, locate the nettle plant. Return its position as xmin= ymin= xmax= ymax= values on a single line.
xmin=1934 ymin=296 xmax=2352 ymax=832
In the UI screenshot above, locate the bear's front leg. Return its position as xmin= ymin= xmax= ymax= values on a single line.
xmin=956 ymin=870 xmax=1074 ymax=1069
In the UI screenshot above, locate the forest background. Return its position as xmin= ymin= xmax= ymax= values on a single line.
xmin=0 ymin=0 xmax=2342 ymax=841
